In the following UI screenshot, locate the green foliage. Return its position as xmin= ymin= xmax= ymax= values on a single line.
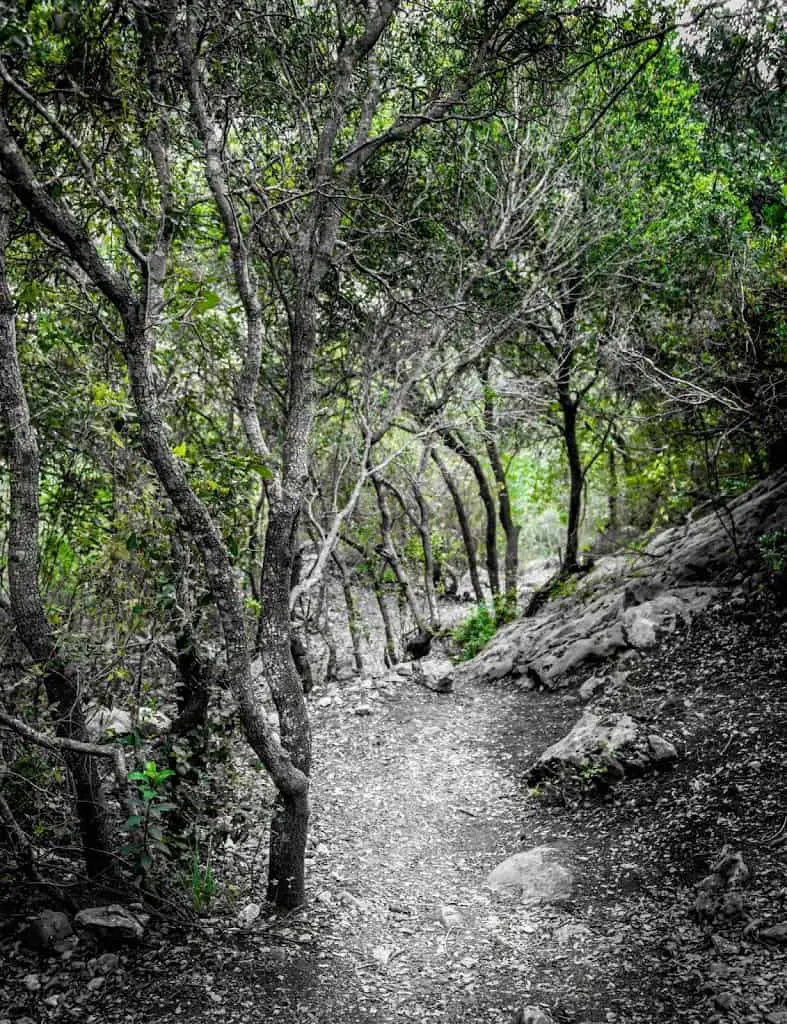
xmin=184 ymin=841 xmax=217 ymax=913
xmin=452 ymin=603 xmax=497 ymax=661
xmin=759 ymin=530 xmax=787 ymax=576
xmin=122 ymin=760 xmax=177 ymax=879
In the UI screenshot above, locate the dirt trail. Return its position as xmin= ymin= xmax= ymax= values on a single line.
xmin=262 ymin=676 xmax=579 ymax=1023
xmin=6 ymin=598 xmax=786 ymax=1024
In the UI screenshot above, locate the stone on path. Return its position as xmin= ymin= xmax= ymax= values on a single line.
xmin=74 ymin=905 xmax=147 ymax=944
xmin=21 ymin=910 xmax=73 ymax=952
xmin=485 ymin=845 xmax=573 ymax=904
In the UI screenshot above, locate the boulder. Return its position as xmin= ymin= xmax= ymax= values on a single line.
xmin=485 ymin=845 xmax=573 ymax=904
xmin=21 ymin=910 xmax=73 ymax=952
xmin=527 ymin=711 xmax=678 ymax=788
xmin=85 ymin=706 xmax=133 ymax=739
xmin=74 ymin=905 xmax=147 ymax=944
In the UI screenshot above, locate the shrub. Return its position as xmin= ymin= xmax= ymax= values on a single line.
xmin=452 ymin=603 xmax=497 ymax=661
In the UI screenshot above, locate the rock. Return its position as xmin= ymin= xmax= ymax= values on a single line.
xmin=647 ymin=734 xmax=678 ymax=763
xmin=317 ymin=696 xmax=332 ymax=708
xmin=760 ymin=922 xmax=787 ymax=943
xmin=353 ymin=704 xmax=373 ymax=716
xmin=74 ymin=905 xmax=146 ymax=944
xmin=553 ymin=921 xmax=591 ymax=945
xmin=485 ymin=846 xmax=573 ymax=904
xmin=21 ymin=910 xmax=73 ymax=952
xmin=529 ymin=711 xmax=638 ymax=777
xmin=394 ymin=664 xmax=413 ymax=676
xmin=23 ymin=974 xmax=41 ymax=992
xmin=137 ymin=706 xmax=172 ymax=737
xmin=625 ymin=611 xmax=657 ymax=648
xmin=238 ymin=902 xmax=261 ymax=926
xmin=512 ymin=1007 xmax=554 ymax=1024
xmin=85 ymin=705 xmax=133 ymax=739
xmin=528 ymin=710 xmax=679 ymax=787
xmin=89 ymin=952 xmax=120 ymax=975
xmin=87 ymin=976 xmax=106 ymax=993
xmin=414 ymin=662 xmax=453 ymax=693
xmin=578 ymin=675 xmax=605 ymax=702
xmin=439 ymin=904 xmax=465 ymax=929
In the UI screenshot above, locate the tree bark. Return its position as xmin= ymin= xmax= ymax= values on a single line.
xmin=370 ymin=471 xmax=426 ymax=634
xmin=557 ymin=355 xmax=583 ymax=576
xmin=432 ymin=449 xmax=484 ymax=603
xmin=0 ymin=185 xmax=116 ymax=880
xmin=438 ymin=428 xmax=500 ymax=596
xmin=480 ymin=358 xmax=520 ymax=603
xmin=331 ymin=550 xmax=365 ymax=675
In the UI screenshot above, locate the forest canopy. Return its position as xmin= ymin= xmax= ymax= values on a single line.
xmin=0 ymin=0 xmax=784 ymax=908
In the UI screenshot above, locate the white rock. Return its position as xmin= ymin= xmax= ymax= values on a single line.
xmin=485 ymin=846 xmax=573 ymax=904
xmin=238 ymin=903 xmax=261 ymax=926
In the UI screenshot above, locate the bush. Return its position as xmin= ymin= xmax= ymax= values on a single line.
xmin=452 ymin=603 xmax=497 ymax=661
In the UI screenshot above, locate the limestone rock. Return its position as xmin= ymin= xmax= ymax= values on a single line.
xmin=21 ymin=910 xmax=73 ymax=952
xmin=647 ymin=734 xmax=679 ymax=763
xmin=485 ymin=846 xmax=573 ymax=904
xmin=578 ymin=675 xmax=605 ymax=702
xmin=512 ymin=1006 xmax=554 ymax=1024
xmin=85 ymin=705 xmax=133 ymax=739
xmin=528 ymin=711 xmax=678 ymax=787
xmin=74 ymin=905 xmax=147 ymax=944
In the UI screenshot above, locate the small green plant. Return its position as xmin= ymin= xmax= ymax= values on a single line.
xmin=759 ymin=529 xmax=787 ymax=575
xmin=185 ymin=840 xmax=216 ymax=912
xmin=123 ymin=760 xmax=176 ymax=878
xmin=452 ymin=603 xmax=497 ymax=661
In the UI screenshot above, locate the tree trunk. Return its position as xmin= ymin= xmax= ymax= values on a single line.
xmin=439 ymin=429 xmax=500 ymax=595
xmin=559 ymin=389 xmax=583 ymax=576
xmin=606 ymin=444 xmax=619 ymax=534
xmin=480 ymin=360 xmax=519 ymax=603
xmin=432 ymin=449 xmax=484 ymax=603
xmin=374 ymin=575 xmax=398 ymax=667
xmin=370 ymin=472 xmax=426 ymax=634
xmin=331 ymin=550 xmax=364 ymax=675
xmin=257 ymin=502 xmax=312 ymax=908
xmin=0 ymin=188 xmax=116 ymax=880
xmin=409 ymin=455 xmax=441 ymax=631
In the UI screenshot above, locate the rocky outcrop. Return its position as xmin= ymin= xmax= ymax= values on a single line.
xmin=447 ymin=581 xmax=714 ymax=692
xmin=445 ymin=469 xmax=787 ymax=693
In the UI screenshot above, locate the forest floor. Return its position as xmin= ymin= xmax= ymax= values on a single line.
xmin=2 ymin=591 xmax=787 ymax=1024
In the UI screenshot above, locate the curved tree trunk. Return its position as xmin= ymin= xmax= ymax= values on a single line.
xmin=439 ymin=428 xmax=500 ymax=596
xmin=0 ymin=188 xmax=116 ymax=880
xmin=432 ymin=449 xmax=484 ymax=603
xmin=409 ymin=452 xmax=441 ymax=631
xmin=370 ymin=471 xmax=426 ymax=634
xmin=480 ymin=358 xmax=520 ymax=604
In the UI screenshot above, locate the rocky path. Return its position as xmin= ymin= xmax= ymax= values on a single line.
xmin=4 ymin=596 xmax=787 ymax=1024
xmin=298 ymin=677 xmax=576 ymax=1023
